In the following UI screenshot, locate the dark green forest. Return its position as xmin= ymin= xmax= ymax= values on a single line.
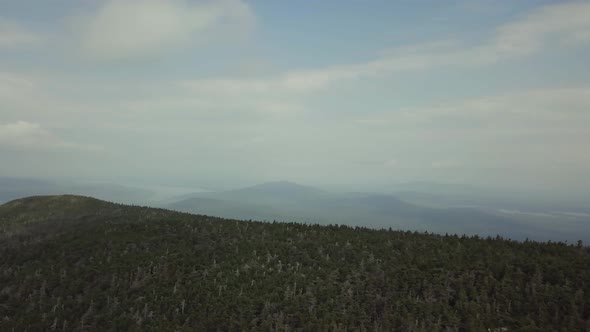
xmin=1 ymin=195 xmax=589 ymax=331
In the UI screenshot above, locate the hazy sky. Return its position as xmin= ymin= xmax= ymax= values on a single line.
xmin=1 ymin=0 xmax=589 ymax=192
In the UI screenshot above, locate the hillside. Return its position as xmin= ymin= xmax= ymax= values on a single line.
xmin=0 ymin=195 xmax=113 ymax=233
xmin=1 ymin=195 xmax=589 ymax=331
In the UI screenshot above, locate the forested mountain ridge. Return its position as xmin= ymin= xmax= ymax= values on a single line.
xmin=1 ymin=195 xmax=589 ymax=331
xmin=1 ymin=195 xmax=112 ymax=228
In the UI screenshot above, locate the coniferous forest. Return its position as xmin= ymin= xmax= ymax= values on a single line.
xmin=1 ymin=195 xmax=589 ymax=331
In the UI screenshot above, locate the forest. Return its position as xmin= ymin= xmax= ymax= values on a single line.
xmin=1 ymin=195 xmax=589 ymax=331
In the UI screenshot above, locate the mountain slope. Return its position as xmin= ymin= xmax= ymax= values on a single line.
xmin=1 ymin=195 xmax=589 ymax=331
xmin=0 ymin=195 xmax=114 ymax=233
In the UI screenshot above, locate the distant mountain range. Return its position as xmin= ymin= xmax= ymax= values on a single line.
xmin=2 ymin=177 xmax=589 ymax=242
xmin=165 ymin=181 xmax=588 ymax=242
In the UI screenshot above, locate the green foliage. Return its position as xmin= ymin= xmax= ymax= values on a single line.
xmin=1 ymin=195 xmax=589 ymax=331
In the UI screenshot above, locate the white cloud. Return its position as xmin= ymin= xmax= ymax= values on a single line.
xmin=181 ymin=78 xmax=276 ymax=96
xmin=383 ymin=159 xmax=398 ymax=168
xmin=180 ymin=1 xmax=590 ymax=94
xmin=0 ymin=121 xmax=102 ymax=151
xmin=96 ymin=3 xmax=590 ymax=121
xmin=2 ymin=2 xmax=588 ymax=132
xmin=72 ymin=0 xmax=255 ymax=59
xmin=0 ymin=19 xmax=41 ymax=48
xmin=422 ymin=87 xmax=590 ymax=121
xmin=346 ymin=85 xmax=590 ymax=176
xmin=293 ymin=1 xmax=590 ymax=89
xmin=0 ymin=72 xmax=37 ymax=96
xmin=492 ymin=1 xmax=590 ymax=56
xmin=357 ymin=86 xmax=590 ymax=126
xmin=431 ymin=160 xmax=462 ymax=169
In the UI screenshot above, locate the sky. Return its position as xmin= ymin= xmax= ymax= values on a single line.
xmin=1 ymin=0 xmax=589 ymax=193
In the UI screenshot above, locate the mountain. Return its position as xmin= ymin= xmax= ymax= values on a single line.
xmin=225 ymin=180 xmax=325 ymax=197
xmin=168 ymin=196 xmax=287 ymax=222
xmin=0 ymin=177 xmax=155 ymax=205
xmin=1 ymin=195 xmax=589 ymax=331
xmin=172 ymin=181 xmax=327 ymax=202
xmin=391 ymin=181 xmax=590 ymax=214
xmin=167 ymin=181 xmax=326 ymax=222
xmin=390 ymin=181 xmax=492 ymax=196
xmin=1 ymin=194 xmax=109 ymax=220
xmin=165 ymin=182 xmax=575 ymax=242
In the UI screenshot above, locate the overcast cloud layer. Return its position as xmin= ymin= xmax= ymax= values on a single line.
xmin=1 ymin=0 xmax=589 ymax=193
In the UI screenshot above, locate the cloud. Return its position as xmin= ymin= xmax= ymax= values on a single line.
xmin=383 ymin=159 xmax=398 ymax=168
xmin=181 ymin=1 xmax=590 ymax=94
xmin=71 ymin=0 xmax=255 ymax=60
xmin=3 ymin=0 xmax=577 ymax=125
xmin=0 ymin=121 xmax=102 ymax=151
xmin=420 ymin=87 xmax=590 ymax=122
xmin=181 ymin=78 xmax=276 ymax=96
xmin=2 ymin=2 xmax=588 ymax=133
xmin=0 ymin=19 xmax=41 ymax=48
xmin=357 ymin=86 xmax=590 ymax=127
xmin=431 ymin=160 xmax=462 ymax=169
xmin=0 ymin=72 xmax=37 ymax=95
xmin=289 ymin=1 xmax=590 ymax=89
xmin=492 ymin=1 xmax=590 ymax=56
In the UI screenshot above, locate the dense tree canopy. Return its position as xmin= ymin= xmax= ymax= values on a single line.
xmin=1 ymin=196 xmax=589 ymax=331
